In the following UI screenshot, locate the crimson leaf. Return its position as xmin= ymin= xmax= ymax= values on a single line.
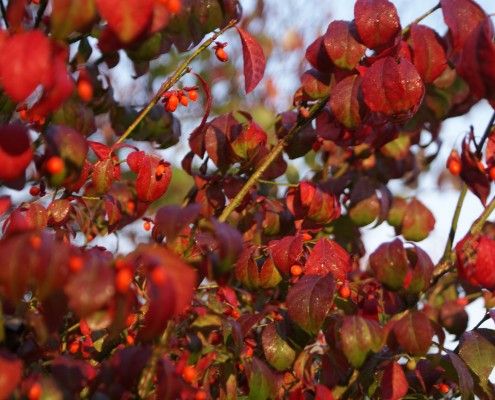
xmin=235 ymin=26 xmax=266 ymax=94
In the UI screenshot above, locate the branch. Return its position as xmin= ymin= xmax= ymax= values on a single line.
xmin=115 ymin=19 xmax=238 ymax=145
xmin=218 ymin=98 xmax=329 ymax=223
xmin=0 ymin=0 xmax=8 ymax=29
xmin=34 ymin=0 xmax=48 ymax=29
xmin=402 ymin=3 xmax=441 ymax=36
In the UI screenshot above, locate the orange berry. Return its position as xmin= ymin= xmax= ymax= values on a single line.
xmin=77 ymin=79 xmax=93 ymax=102
xmin=439 ymin=383 xmax=450 ymax=393
xmin=301 ymin=233 xmax=312 ymax=241
xmin=168 ymin=94 xmax=179 ymax=108
xmin=188 ymin=90 xmax=198 ymax=101
xmin=156 ymin=164 xmax=167 ymax=177
xmin=182 ymin=365 xmax=196 ymax=383
xmin=244 ymin=346 xmax=254 ymax=357
xmin=489 ymin=166 xmax=495 ymax=181
xmin=116 ymin=268 xmax=133 ymax=293
xmin=447 ymin=151 xmax=461 ymax=176
xmin=30 ymin=235 xmax=42 ymax=249
xmin=166 ymin=0 xmax=181 ymax=13
xmin=46 ymin=156 xmax=65 ymax=175
xmin=143 ymin=221 xmax=151 ymax=231
xmin=195 ymin=390 xmax=207 ymax=400
xmin=32 ymin=0 xmax=40 ymax=4
xmin=290 ymin=265 xmax=303 ymax=276
xmin=215 ymin=47 xmax=228 ymax=62
xmin=69 ymin=340 xmax=80 ymax=354
xmin=28 ymin=382 xmax=42 ymax=400
xmin=151 ymin=267 xmax=167 ymax=285
xmin=231 ymin=309 xmax=240 ymax=319
xmin=29 ymin=186 xmax=40 ymax=196
xmin=339 ymin=285 xmax=351 ymax=299
xmin=20 ymin=108 xmax=27 ymax=120
xmin=69 ymin=256 xmax=84 ymax=272
xmin=126 ymin=334 xmax=135 ymax=346
xmin=180 ymin=95 xmax=189 ymax=107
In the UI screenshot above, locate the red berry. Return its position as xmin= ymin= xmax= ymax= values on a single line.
xmin=182 ymin=365 xmax=196 ymax=383
xmin=195 ymin=390 xmax=207 ymax=400
xmin=165 ymin=0 xmax=181 ymax=13
xmin=339 ymin=285 xmax=351 ymax=299
xmin=301 ymin=233 xmax=312 ymax=241
xmin=126 ymin=334 xmax=135 ymax=346
xmin=77 ymin=79 xmax=93 ymax=102
xmin=46 ymin=156 xmax=65 ymax=175
xmin=28 ymin=383 xmax=42 ymax=400
xmin=143 ymin=221 xmax=151 ymax=231
xmin=447 ymin=151 xmax=461 ymax=176
xmin=116 ymin=268 xmax=133 ymax=293
xmin=439 ymin=383 xmax=450 ymax=393
xmin=29 ymin=186 xmax=40 ymax=196
xmin=215 ymin=47 xmax=228 ymax=62
xmin=150 ymin=266 xmax=167 ymax=285
xmin=156 ymin=164 xmax=167 ymax=177
xmin=180 ymin=95 xmax=189 ymax=107
xmin=69 ymin=256 xmax=84 ymax=272
xmin=168 ymin=94 xmax=179 ymax=108
xmin=188 ymin=90 xmax=198 ymax=101
xmin=489 ymin=166 xmax=495 ymax=181
xmin=290 ymin=265 xmax=303 ymax=276
xmin=69 ymin=340 xmax=80 ymax=354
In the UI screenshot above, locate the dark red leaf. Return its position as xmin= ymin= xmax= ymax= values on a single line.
xmin=460 ymin=134 xmax=491 ymax=205
xmin=369 ymin=239 xmax=409 ymax=290
xmin=440 ymin=0 xmax=487 ymax=55
xmin=0 ymin=350 xmax=23 ymax=400
xmin=155 ymin=203 xmax=202 ymax=243
xmin=457 ymin=18 xmax=495 ymax=105
xmin=354 ymin=0 xmax=401 ymax=49
xmin=301 ymin=69 xmax=334 ymax=100
xmin=324 ymin=21 xmax=366 ymax=70
xmin=362 ymin=56 xmax=425 ymax=120
xmin=51 ymin=0 xmax=96 ymax=40
xmin=0 ymin=30 xmax=51 ymax=102
xmin=329 ymin=74 xmax=363 ymax=129
xmin=268 ymin=235 xmax=304 ymax=275
xmin=315 ymin=385 xmax=334 ymax=400
xmin=446 ymin=351 xmax=474 ymax=400
xmin=393 ymin=311 xmax=433 ymax=356
xmin=305 ymin=238 xmax=352 ymax=280
xmin=95 ymin=0 xmax=153 ymax=44
xmin=52 ymin=355 xmax=97 ymax=394
xmin=235 ymin=26 xmax=266 ymax=94
xmin=381 ymin=361 xmax=408 ymax=400
xmin=188 ymin=72 xmax=212 ymax=158
xmin=305 ymin=35 xmax=334 ymax=73
xmin=230 ymin=119 xmax=267 ymax=160
xmin=135 ymin=157 xmax=171 ymax=203
xmin=0 ymin=123 xmax=33 ymax=182
xmin=286 ymin=273 xmax=335 ymax=335
xmin=409 ymin=24 xmax=447 ymax=84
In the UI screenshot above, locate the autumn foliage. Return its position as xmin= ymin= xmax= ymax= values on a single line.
xmin=1 ymin=0 xmax=495 ymax=399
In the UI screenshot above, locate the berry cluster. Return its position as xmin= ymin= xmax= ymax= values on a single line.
xmin=161 ymin=87 xmax=198 ymax=112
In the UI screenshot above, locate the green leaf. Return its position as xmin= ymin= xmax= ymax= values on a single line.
xmin=262 ymin=323 xmax=296 ymax=371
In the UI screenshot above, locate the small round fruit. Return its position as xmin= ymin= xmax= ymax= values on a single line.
xmin=28 ymin=383 xmax=42 ymax=400
xmin=406 ymin=358 xmax=417 ymax=371
xmin=182 ymin=365 xmax=196 ymax=383
xmin=180 ymin=95 xmax=189 ymax=106
xmin=290 ymin=265 xmax=303 ymax=276
xmin=116 ymin=268 xmax=133 ymax=293
xmin=29 ymin=186 xmax=40 ymax=196
xmin=143 ymin=221 xmax=151 ymax=231
xmin=168 ymin=94 xmax=179 ymax=108
xmin=339 ymin=285 xmax=351 ymax=299
xmin=447 ymin=151 xmax=461 ymax=176
xmin=46 ymin=156 xmax=65 ymax=175
xmin=77 ymin=79 xmax=93 ymax=102
xmin=188 ymin=90 xmax=198 ymax=101
xmin=215 ymin=48 xmax=228 ymax=62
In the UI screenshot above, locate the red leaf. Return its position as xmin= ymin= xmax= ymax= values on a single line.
xmin=362 ymin=56 xmax=425 ymax=120
xmin=88 ymin=141 xmax=113 ymax=160
xmin=95 ymin=0 xmax=153 ymax=44
xmin=230 ymin=119 xmax=267 ymax=160
xmin=315 ymin=385 xmax=334 ymax=400
xmin=305 ymin=238 xmax=352 ymax=280
xmin=48 ymin=199 xmax=71 ymax=226
xmin=188 ymin=72 xmax=212 ymax=158
xmin=268 ymin=235 xmax=304 ymax=275
xmin=457 ymin=18 xmax=495 ymax=105
xmin=0 ymin=124 xmax=33 ymax=182
xmin=51 ymin=0 xmax=96 ymax=40
xmin=126 ymin=150 xmax=146 ymax=173
xmin=0 ymin=350 xmax=23 ymax=400
xmin=235 ymin=26 xmax=266 ymax=94
xmin=136 ymin=157 xmax=171 ymax=203
xmin=401 ymin=198 xmax=435 ymax=242
xmin=286 ymin=273 xmax=335 ymax=335
xmin=354 ymin=0 xmax=401 ymax=50
xmin=381 ymin=361 xmax=408 ymax=400
xmin=393 ymin=311 xmax=433 ymax=356
xmin=155 ymin=203 xmax=202 ymax=243
xmin=301 ymin=69 xmax=334 ymax=100
xmin=0 ymin=30 xmax=51 ymax=102
xmin=440 ymin=0 xmax=487 ymax=55
xmin=460 ymin=134 xmax=490 ymax=205
xmin=341 ymin=316 xmax=384 ymax=368
xmin=329 ymin=74 xmax=363 ymax=129
xmin=305 ymin=35 xmax=334 ymax=73
xmin=409 ymin=24 xmax=447 ymax=83
xmin=92 ymin=159 xmax=115 ymax=195
xmin=324 ymin=21 xmax=366 ymax=70
xmin=369 ymin=239 xmax=409 ymax=290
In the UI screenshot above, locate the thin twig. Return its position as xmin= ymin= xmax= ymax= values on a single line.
xmin=34 ymin=0 xmax=48 ymax=29
xmin=402 ymin=3 xmax=441 ymax=36
xmin=0 ymin=0 xmax=8 ymax=29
